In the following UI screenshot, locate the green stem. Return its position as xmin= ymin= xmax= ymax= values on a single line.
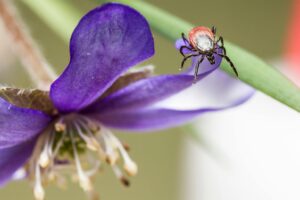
xmin=22 ymin=0 xmax=300 ymax=112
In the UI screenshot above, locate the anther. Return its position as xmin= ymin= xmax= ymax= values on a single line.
xmin=122 ymin=143 xmax=130 ymax=151
xmin=80 ymin=116 xmax=100 ymax=133
xmin=55 ymin=122 xmax=66 ymax=132
xmin=124 ymin=161 xmax=138 ymax=177
xmin=78 ymin=172 xmax=93 ymax=192
xmin=34 ymin=183 xmax=45 ymax=200
xmin=120 ymin=176 xmax=130 ymax=187
xmin=38 ymin=150 xmax=50 ymax=168
xmin=86 ymin=138 xmax=100 ymax=152
xmin=111 ymin=165 xmax=130 ymax=187
xmin=87 ymin=122 xmax=100 ymax=133
xmin=105 ymin=153 xmax=119 ymax=165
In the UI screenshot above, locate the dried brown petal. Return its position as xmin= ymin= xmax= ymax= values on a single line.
xmin=0 ymin=87 xmax=56 ymax=115
xmin=101 ymin=66 xmax=154 ymax=98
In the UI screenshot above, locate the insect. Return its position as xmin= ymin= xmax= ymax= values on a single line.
xmin=179 ymin=26 xmax=238 ymax=79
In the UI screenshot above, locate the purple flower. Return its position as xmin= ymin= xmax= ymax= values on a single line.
xmin=0 ymin=3 xmax=254 ymax=199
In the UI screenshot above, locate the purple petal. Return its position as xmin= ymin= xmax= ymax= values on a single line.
xmin=0 ymin=138 xmax=36 ymax=186
xmin=167 ymin=69 xmax=254 ymax=109
xmin=0 ymin=98 xmax=51 ymax=149
xmin=50 ymin=3 xmax=154 ymax=113
xmin=90 ymin=70 xmax=254 ymax=131
xmin=85 ymin=75 xmax=193 ymax=113
xmin=85 ymin=65 xmax=219 ymax=114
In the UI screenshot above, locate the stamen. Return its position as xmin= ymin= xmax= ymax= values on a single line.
xmin=123 ymin=160 xmax=138 ymax=177
xmin=47 ymin=129 xmax=55 ymax=156
xmin=78 ymin=171 xmax=93 ymax=192
xmin=104 ymin=129 xmax=138 ymax=176
xmin=28 ymin=114 xmax=138 ymax=199
xmin=38 ymin=149 xmax=50 ymax=168
xmin=55 ymin=120 xmax=66 ymax=132
xmin=85 ymin=160 xmax=101 ymax=177
xmin=81 ymin=118 xmax=138 ymax=176
xmin=52 ymin=128 xmax=67 ymax=158
xmin=70 ymin=128 xmax=93 ymax=192
xmin=111 ymin=165 xmax=130 ymax=187
xmin=76 ymin=119 xmax=107 ymax=161
xmin=51 ymin=119 xmax=67 ymax=161
xmin=74 ymin=122 xmax=99 ymax=152
xmin=101 ymin=131 xmax=119 ymax=165
xmin=38 ymin=130 xmax=53 ymax=168
xmin=34 ymin=164 xmax=45 ymax=200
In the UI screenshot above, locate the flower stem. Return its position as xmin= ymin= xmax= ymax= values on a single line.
xmin=0 ymin=0 xmax=56 ymax=90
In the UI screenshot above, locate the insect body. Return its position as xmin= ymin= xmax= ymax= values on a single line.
xmin=179 ymin=26 xmax=238 ymax=79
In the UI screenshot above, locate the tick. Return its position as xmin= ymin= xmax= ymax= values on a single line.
xmin=179 ymin=26 xmax=238 ymax=79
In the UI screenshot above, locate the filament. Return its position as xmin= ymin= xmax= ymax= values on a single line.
xmin=70 ymin=127 xmax=93 ymax=191
xmin=34 ymin=164 xmax=45 ymax=200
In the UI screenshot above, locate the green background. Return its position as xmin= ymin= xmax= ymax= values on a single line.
xmin=0 ymin=0 xmax=291 ymax=199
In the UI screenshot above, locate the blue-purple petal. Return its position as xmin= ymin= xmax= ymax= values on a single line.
xmin=85 ymin=37 xmax=223 ymax=114
xmin=91 ymin=92 xmax=253 ymax=131
xmin=89 ymin=70 xmax=254 ymax=131
xmin=85 ymin=64 xmax=219 ymax=114
xmin=0 ymin=138 xmax=36 ymax=186
xmin=0 ymin=98 xmax=50 ymax=149
xmin=50 ymin=3 xmax=154 ymax=113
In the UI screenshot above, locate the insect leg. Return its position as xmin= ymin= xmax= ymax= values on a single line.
xmin=181 ymin=33 xmax=190 ymax=45
xmin=194 ymin=55 xmax=205 ymax=81
xmin=179 ymin=45 xmax=195 ymax=56
xmin=216 ymin=36 xmax=227 ymax=55
xmin=216 ymin=53 xmax=239 ymax=77
xmin=180 ymin=53 xmax=199 ymax=70
xmin=206 ymin=54 xmax=215 ymax=65
xmin=211 ymin=26 xmax=217 ymax=35
xmin=216 ymin=36 xmax=224 ymax=46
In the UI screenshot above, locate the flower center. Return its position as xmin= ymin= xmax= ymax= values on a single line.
xmin=28 ymin=114 xmax=137 ymax=200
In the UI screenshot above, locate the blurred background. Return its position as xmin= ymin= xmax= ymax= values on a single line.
xmin=0 ymin=0 xmax=299 ymax=199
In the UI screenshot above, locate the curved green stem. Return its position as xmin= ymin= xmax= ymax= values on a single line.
xmin=101 ymin=0 xmax=300 ymax=112
xmin=22 ymin=0 xmax=300 ymax=112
